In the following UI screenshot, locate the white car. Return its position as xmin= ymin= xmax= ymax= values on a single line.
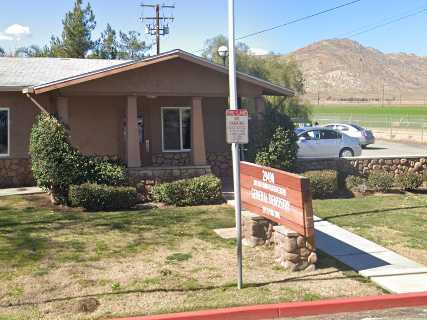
xmin=323 ymin=123 xmax=375 ymax=148
xmin=295 ymin=127 xmax=362 ymax=159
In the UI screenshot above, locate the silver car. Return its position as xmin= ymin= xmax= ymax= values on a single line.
xmin=295 ymin=127 xmax=362 ymax=158
xmin=323 ymin=123 xmax=375 ymax=148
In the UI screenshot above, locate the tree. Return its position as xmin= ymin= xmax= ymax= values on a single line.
xmin=117 ymin=31 xmax=148 ymax=59
xmin=92 ymin=24 xmax=118 ymax=59
xmin=15 ymin=45 xmax=48 ymax=57
xmin=0 ymin=47 xmax=5 ymax=57
xmin=60 ymin=0 xmax=96 ymax=57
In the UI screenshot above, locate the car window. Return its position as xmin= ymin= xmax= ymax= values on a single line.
xmin=324 ymin=125 xmax=334 ymax=129
xmin=337 ymin=125 xmax=349 ymax=131
xmin=350 ymin=124 xmax=364 ymax=131
xmin=320 ymin=129 xmax=339 ymax=140
xmin=302 ymin=130 xmax=320 ymax=140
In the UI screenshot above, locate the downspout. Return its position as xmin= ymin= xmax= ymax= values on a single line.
xmin=22 ymin=87 xmax=49 ymax=114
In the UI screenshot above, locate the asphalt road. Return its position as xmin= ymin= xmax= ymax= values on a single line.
xmin=361 ymin=139 xmax=427 ymax=157
xmin=289 ymin=307 xmax=427 ymax=320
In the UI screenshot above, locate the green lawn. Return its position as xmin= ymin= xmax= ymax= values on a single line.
xmin=313 ymin=193 xmax=427 ymax=265
xmin=0 ymin=194 xmax=381 ymax=320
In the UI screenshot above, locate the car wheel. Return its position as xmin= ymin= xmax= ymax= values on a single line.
xmin=361 ymin=145 xmax=368 ymax=149
xmin=339 ymin=148 xmax=354 ymax=157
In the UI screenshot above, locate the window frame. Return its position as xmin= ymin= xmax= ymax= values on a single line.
xmin=0 ymin=107 xmax=10 ymax=157
xmin=161 ymin=106 xmax=192 ymax=152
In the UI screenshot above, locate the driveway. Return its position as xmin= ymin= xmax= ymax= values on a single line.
xmin=361 ymin=139 xmax=427 ymax=157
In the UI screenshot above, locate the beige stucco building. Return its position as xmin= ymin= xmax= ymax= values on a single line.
xmin=0 ymin=50 xmax=293 ymax=187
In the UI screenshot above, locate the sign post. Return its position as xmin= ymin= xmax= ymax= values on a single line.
xmin=227 ymin=0 xmax=243 ymax=289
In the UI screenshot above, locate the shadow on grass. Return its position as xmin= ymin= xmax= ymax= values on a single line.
xmin=0 ymin=268 xmax=360 ymax=308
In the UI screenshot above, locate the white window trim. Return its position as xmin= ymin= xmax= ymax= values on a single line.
xmin=0 ymin=107 xmax=10 ymax=157
xmin=161 ymin=106 xmax=192 ymax=152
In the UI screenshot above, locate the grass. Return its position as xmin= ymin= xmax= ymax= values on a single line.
xmin=0 ymin=194 xmax=381 ymax=320
xmin=313 ymin=104 xmax=427 ymax=118
xmin=313 ymin=193 xmax=427 ymax=265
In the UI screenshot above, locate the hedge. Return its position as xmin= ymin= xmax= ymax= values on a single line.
xmin=69 ymin=183 xmax=137 ymax=211
xmin=367 ymin=172 xmax=394 ymax=192
xmin=304 ymin=170 xmax=338 ymax=199
xmin=346 ymin=175 xmax=368 ymax=193
xmin=395 ymin=172 xmax=423 ymax=191
xmin=151 ymin=175 xmax=223 ymax=206
xmin=30 ymin=114 xmax=127 ymax=203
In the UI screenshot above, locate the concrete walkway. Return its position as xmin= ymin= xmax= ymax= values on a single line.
xmin=314 ymin=216 xmax=427 ymax=294
xmin=0 ymin=186 xmax=44 ymax=197
xmin=224 ymin=193 xmax=427 ymax=294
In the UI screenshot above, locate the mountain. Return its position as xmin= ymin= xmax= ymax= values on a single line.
xmin=285 ymin=39 xmax=427 ymax=101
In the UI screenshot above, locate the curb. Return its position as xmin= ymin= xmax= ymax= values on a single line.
xmin=113 ymin=292 xmax=427 ymax=320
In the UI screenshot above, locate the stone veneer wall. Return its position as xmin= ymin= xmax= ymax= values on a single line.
xmin=296 ymin=155 xmax=427 ymax=177
xmin=207 ymin=152 xmax=232 ymax=177
xmin=0 ymin=158 xmax=35 ymax=188
xmin=128 ymin=165 xmax=212 ymax=185
xmin=242 ymin=211 xmax=316 ymax=272
xmin=151 ymin=153 xmax=191 ymax=167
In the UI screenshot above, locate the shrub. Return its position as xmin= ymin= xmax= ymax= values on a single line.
xmin=30 ymin=114 xmax=84 ymax=203
xmin=395 ymin=172 xmax=423 ymax=191
xmin=304 ymin=170 xmax=338 ymax=199
xmin=367 ymin=172 xmax=394 ymax=192
xmin=423 ymin=170 xmax=427 ymax=182
xmin=69 ymin=183 xmax=137 ymax=211
xmin=346 ymin=175 xmax=368 ymax=193
xmin=247 ymin=104 xmax=298 ymax=172
xmin=151 ymin=175 xmax=223 ymax=206
xmin=30 ymin=114 xmax=128 ymax=203
xmin=83 ymin=156 xmax=127 ymax=186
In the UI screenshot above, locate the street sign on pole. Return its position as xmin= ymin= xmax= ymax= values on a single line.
xmin=227 ymin=0 xmax=243 ymax=289
xmin=226 ymin=109 xmax=249 ymax=144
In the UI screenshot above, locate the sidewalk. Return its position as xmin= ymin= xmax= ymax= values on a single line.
xmin=314 ymin=216 xmax=427 ymax=294
xmin=225 ymin=194 xmax=427 ymax=294
xmin=0 ymin=186 xmax=44 ymax=197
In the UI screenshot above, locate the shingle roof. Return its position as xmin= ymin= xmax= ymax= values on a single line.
xmin=0 ymin=57 xmax=131 ymax=89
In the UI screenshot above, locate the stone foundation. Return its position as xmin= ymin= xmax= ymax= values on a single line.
xmin=207 ymin=152 xmax=232 ymax=177
xmin=128 ymin=165 xmax=212 ymax=186
xmin=242 ymin=211 xmax=316 ymax=272
xmin=242 ymin=210 xmax=277 ymax=247
xmin=0 ymin=158 xmax=34 ymax=188
xmin=151 ymin=152 xmax=191 ymax=167
xmin=273 ymin=226 xmax=316 ymax=272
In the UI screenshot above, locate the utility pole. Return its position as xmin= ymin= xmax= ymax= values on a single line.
xmin=228 ymin=0 xmax=243 ymax=290
xmin=140 ymin=3 xmax=175 ymax=55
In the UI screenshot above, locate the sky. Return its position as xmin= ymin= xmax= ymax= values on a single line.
xmin=1 ymin=0 xmax=427 ymax=56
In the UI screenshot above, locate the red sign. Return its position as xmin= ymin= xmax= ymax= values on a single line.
xmin=240 ymin=161 xmax=314 ymax=237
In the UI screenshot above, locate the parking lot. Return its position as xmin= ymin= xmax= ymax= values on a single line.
xmin=361 ymin=139 xmax=427 ymax=157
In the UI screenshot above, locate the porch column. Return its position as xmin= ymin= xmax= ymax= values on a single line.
xmin=191 ymin=97 xmax=207 ymax=165
xmin=126 ymin=96 xmax=141 ymax=168
xmin=57 ymin=97 xmax=69 ymax=126
xmin=254 ymin=96 xmax=266 ymax=120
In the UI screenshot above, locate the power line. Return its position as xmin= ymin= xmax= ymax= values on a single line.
xmin=237 ymin=0 xmax=362 ymax=41
xmin=192 ymin=0 xmax=363 ymax=54
xmin=339 ymin=5 xmax=427 ymax=38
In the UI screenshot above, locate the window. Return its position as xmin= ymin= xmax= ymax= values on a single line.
xmin=0 ymin=108 xmax=9 ymax=156
xmin=320 ymin=129 xmax=340 ymax=140
xmin=162 ymin=107 xmax=191 ymax=151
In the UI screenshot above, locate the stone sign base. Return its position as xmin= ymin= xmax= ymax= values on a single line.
xmin=242 ymin=210 xmax=316 ymax=272
xmin=273 ymin=225 xmax=316 ymax=272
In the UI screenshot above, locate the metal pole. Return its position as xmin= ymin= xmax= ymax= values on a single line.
xmin=228 ymin=0 xmax=243 ymax=290
xmin=156 ymin=4 xmax=160 ymax=55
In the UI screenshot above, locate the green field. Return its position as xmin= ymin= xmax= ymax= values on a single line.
xmin=311 ymin=105 xmax=427 ymax=130
xmin=313 ymin=105 xmax=427 ymax=119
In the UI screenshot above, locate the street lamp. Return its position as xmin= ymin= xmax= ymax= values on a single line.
xmin=217 ymin=45 xmax=229 ymax=66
